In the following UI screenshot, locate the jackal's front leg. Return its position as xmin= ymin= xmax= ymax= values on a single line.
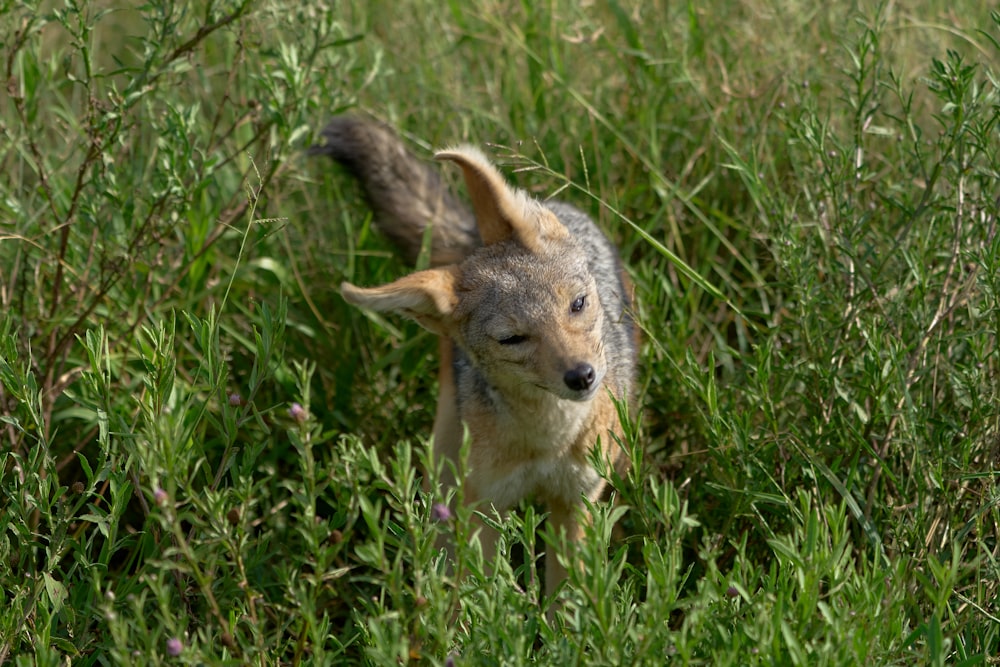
xmin=544 ymin=501 xmax=590 ymax=599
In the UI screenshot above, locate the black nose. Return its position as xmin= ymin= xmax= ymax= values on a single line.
xmin=564 ymin=363 xmax=596 ymax=392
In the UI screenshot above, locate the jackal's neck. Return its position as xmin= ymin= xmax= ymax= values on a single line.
xmin=484 ymin=378 xmax=598 ymax=448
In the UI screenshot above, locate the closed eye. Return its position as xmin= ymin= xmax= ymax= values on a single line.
xmin=498 ymin=334 xmax=528 ymax=346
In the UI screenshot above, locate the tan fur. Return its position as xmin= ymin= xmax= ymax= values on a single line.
xmin=329 ymin=129 xmax=637 ymax=601
xmin=431 ymin=338 xmax=462 ymax=491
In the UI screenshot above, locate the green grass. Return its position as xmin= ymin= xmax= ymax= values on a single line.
xmin=2 ymin=0 xmax=999 ymax=663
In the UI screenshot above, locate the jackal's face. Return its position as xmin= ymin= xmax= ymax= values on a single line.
xmin=339 ymin=144 xmax=611 ymax=402
xmin=455 ymin=241 xmax=606 ymax=401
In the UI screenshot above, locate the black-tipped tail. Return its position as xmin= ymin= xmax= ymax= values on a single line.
xmin=311 ymin=116 xmax=479 ymax=266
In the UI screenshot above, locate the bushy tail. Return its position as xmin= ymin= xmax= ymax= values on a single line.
xmin=309 ymin=116 xmax=479 ymax=266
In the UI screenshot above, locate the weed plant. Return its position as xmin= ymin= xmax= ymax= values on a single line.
xmin=1 ymin=0 xmax=998 ymax=664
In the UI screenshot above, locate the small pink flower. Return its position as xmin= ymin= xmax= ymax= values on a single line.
xmin=153 ymin=488 xmax=168 ymax=506
xmin=228 ymin=392 xmax=242 ymax=406
xmin=166 ymin=637 xmax=183 ymax=656
xmin=431 ymin=503 xmax=452 ymax=522
xmin=288 ymin=402 xmax=307 ymax=423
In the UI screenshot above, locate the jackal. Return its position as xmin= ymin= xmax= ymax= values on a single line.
xmin=312 ymin=117 xmax=637 ymax=596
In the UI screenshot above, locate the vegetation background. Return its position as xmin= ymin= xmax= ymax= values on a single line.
xmin=1 ymin=0 xmax=998 ymax=664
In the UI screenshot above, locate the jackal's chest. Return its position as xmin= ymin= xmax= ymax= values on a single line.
xmin=472 ymin=452 xmax=603 ymax=510
xmin=462 ymin=392 xmax=609 ymax=509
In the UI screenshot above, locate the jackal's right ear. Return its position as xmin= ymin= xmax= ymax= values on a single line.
xmin=341 ymin=266 xmax=460 ymax=336
xmin=435 ymin=146 xmax=567 ymax=251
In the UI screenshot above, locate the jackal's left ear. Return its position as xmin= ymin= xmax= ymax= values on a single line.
xmin=435 ymin=146 xmax=566 ymax=251
xmin=341 ymin=265 xmax=460 ymax=336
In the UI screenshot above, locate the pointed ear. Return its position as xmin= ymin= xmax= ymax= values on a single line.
xmin=435 ymin=146 xmax=566 ymax=250
xmin=341 ymin=266 xmax=461 ymax=336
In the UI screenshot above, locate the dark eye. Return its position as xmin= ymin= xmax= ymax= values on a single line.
xmin=498 ymin=334 xmax=527 ymax=346
xmin=570 ymin=295 xmax=587 ymax=313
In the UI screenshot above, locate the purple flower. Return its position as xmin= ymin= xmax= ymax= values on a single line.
xmin=166 ymin=637 xmax=183 ymax=656
xmin=153 ymin=487 xmax=168 ymax=506
xmin=288 ymin=402 xmax=307 ymax=423
xmin=228 ymin=392 xmax=242 ymax=406
xmin=726 ymin=585 xmax=739 ymax=599
xmin=431 ymin=503 xmax=452 ymax=522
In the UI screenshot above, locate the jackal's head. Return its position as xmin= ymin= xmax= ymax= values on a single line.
xmin=341 ymin=146 xmax=607 ymax=402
